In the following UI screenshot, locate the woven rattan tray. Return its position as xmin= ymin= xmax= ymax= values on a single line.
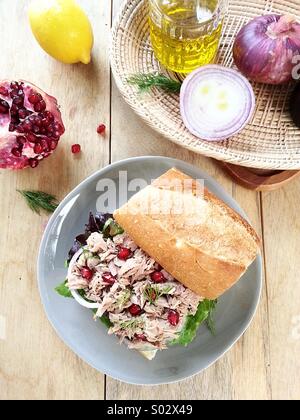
xmin=111 ymin=0 xmax=300 ymax=170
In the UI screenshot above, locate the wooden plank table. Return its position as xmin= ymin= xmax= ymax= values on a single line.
xmin=0 ymin=0 xmax=299 ymax=400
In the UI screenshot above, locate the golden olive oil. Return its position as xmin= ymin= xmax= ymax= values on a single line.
xmin=149 ymin=0 xmax=224 ymax=73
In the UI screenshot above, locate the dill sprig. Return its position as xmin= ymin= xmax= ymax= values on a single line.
xmin=127 ymin=73 xmax=182 ymax=93
xmin=144 ymin=285 xmax=174 ymax=304
xmin=17 ymin=190 xmax=59 ymax=215
xmin=117 ymin=289 xmax=131 ymax=308
xmin=119 ymin=319 xmax=144 ymax=330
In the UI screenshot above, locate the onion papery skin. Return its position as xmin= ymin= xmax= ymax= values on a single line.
xmin=233 ymin=14 xmax=300 ymax=85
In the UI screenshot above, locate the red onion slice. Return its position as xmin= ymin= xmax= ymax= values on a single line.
xmin=180 ymin=65 xmax=256 ymax=141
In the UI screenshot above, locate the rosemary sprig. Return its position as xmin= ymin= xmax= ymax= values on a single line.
xmin=127 ymin=73 xmax=182 ymax=93
xmin=17 ymin=190 xmax=59 ymax=215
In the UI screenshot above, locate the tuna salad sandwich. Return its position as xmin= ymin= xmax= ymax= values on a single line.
xmin=56 ymin=168 xmax=260 ymax=360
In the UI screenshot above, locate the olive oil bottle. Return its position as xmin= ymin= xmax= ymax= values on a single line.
xmin=149 ymin=0 xmax=227 ymax=73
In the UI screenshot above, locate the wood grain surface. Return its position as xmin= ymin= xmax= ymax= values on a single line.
xmin=0 ymin=0 xmax=299 ymax=400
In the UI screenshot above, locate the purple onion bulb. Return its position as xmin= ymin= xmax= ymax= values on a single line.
xmin=233 ymin=14 xmax=300 ymax=84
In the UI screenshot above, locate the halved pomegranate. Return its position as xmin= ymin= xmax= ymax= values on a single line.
xmin=0 ymin=80 xmax=65 ymax=169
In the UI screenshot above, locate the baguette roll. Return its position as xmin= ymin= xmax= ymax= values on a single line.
xmin=114 ymin=168 xmax=260 ymax=300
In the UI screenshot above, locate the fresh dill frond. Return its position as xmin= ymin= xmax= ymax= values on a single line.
xmin=17 ymin=190 xmax=59 ymax=215
xmin=127 ymin=73 xmax=182 ymax=93
xmin=119 ymin=319 xmax=144 ymax=330
xmin=144 ymin=285 xmax=158 ymax=304
xmin=117 ymin=289 xmax=131 ymax=308
xmin=144 ymin=284 xmax=174 ymax=304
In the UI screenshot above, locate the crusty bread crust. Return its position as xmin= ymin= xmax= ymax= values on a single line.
xmin=114 ymin=168 xmax=260 ymax=299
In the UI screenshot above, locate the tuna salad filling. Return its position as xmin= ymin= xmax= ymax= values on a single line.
xmin=56 ymin=213 xmax=217 ymax=352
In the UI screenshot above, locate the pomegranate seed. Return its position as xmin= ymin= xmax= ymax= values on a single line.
xmin=34 ymin=143 xmax=43 ymax=154
xmin=34 ymin=100 xmax=46 ymax=112
xmin=0 ymin=86 xmax=9 ymax=96
xmin=49 ymin=139 xmax=58 ymax=150
xmin=17 ymin=136 xmax=27 ymax=145
xmin=33 ymin=125 xmax=40 ymax=134
xmin=16 ymin=125 xmax=24 ymax=133
xmin=53 ymin=122 xmax=63 ymax=134
xmin=22 ymin=120 xmax=32 ymax=132
xmin=40 ymin=139 xmax=50 ymax=152
xmin=168 ymin=310 xmax=180 ymax=326
xmin=42 ymin=117 xmax=52 ymax=127
xmin=33 ymin=116 xmax=43 ymax=127
xmin=151 ymin=271 xmax=166 ymax=283
xmin=81 ymin=267 xmax=93 ymax=281
xmin=11 ymin=148 xmax=22 ymax=158
xmin=135 ymin=334 xmax=147 ymax=341
xmin=117 ymin=247 xmax=132 ymax=260
xmin=26 ymin=133 xmax=38 ymax=143
xmin=13 ymin=97 xmax=24 ymax=107
xmin=97 ymin=124 xmax=106 ymax=135
xmin=28 ymin=92 xmax=42 ymax=104
xmin=9 ymin=123 xmax=16 ymax=132
xmin=102 ymin=272 xmax=116 ymax=285
xmin=71 ymin=144 xmax=81 ymax=154
xmin=129 ymin=304 xmax=142 ymax=316
xmin=10 ymin=81 xmax=19 ymax=90
xmin=11 ymin=108 xmax=19 ymax=117
xmin=10 ymin=90 xmax=19 ymax=99
xmin=28 ymin=158 xmax=39 ymax=168
xmin=43 ymin=111 xmax=54 ymax=122
xmin=18 ymin=108 xmax=27 ymax=119
xmin=0 ymin=100 xmax=9 ymax=114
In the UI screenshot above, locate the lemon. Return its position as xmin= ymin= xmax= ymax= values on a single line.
xmin=28 ymin=0 xmax=94 ymax=64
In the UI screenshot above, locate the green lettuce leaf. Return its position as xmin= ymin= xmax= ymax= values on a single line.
xmin=171 ymin=299 xmax=217 ymax=347
xmin=55 ymin=280 xmax=72 ymax=298
xmin=55 ymin=281 xmax=112 ymax=328
xmin=99 ymin=315 xmax=113 ymax=328
xmin=102 ymin=218 xmax=124 ymax=238
xmin=91 ymin=309 xmax=113 ymax=328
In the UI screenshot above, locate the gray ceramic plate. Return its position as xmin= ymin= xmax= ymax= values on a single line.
xmin=38 ymin=156 xmax=262 ymax=385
